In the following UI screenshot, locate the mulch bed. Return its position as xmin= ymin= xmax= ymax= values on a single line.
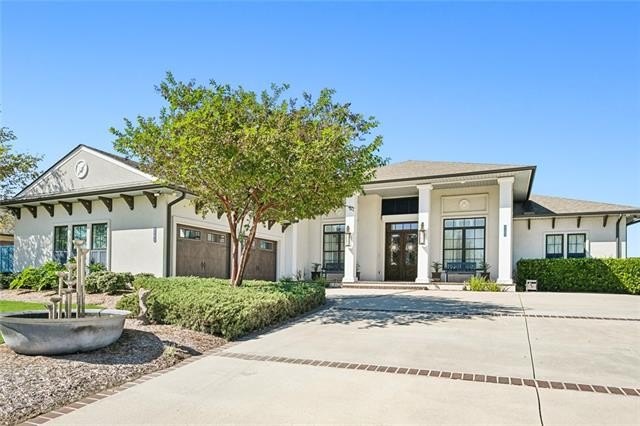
xmin=0 ymin=320 xmax=226 ymax=425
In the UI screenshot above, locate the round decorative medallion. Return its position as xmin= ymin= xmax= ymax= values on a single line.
xmin=459 ymin=199 xmax=470 ymax=210
xmin=75 ymin=160 xmax=89 ymax=179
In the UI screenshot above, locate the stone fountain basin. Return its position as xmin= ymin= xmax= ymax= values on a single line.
xmin=0 ymin=309 xmax=130 ymax=356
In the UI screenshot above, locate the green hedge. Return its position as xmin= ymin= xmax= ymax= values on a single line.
xmin=116 ymin=277 xmax=326 ymax=339
xmin=516 ymin=258 xmax=640 ymax=294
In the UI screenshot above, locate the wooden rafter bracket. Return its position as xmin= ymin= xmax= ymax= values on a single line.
xmin=60 ymin=201 xmax=73 ymax=216
xmin=8 ymin=207 xmax=21 ymax=220
xmin=79 ymin=199 xmax=92 ymax=214
xmin=41 ymin=203 xmax=55 ymax=217
xmin=121 ymin=194 xmax=134 ymax=210
xmin=143 ymin=191 xmax=157 ymax=208
xmin=26 ymin=205 xmax=37 ymax=218
xmin=99 ymin=196 xmax=113 ymax=212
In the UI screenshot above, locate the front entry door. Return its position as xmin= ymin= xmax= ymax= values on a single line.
xmin=385 ymin=222 xmax=418 ymax=281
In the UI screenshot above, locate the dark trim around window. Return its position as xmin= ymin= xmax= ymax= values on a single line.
xmin=442 ymin=217 xmax=486 ymax=270
xmin=545 ymin=234 xmax=564 ymax=259
xmin=567 ymin=233 xmax=587 ymax=258
xmin=323 ymin=224 xmax=345 ymax=272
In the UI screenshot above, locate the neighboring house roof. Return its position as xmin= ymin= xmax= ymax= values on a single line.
xmin=372 ymin=160 xmax=534 ymax=182
xmin=514 ymin=194 xmax=640 ymax=217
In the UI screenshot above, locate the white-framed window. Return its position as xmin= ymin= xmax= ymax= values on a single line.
xmin=53 ymin=221 xmax=109 ymax=267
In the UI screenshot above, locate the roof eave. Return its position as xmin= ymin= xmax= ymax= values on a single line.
xmin=0 ymin=183 xmax=190 ymax=207
xmin=514 ymin=210 xmax=640 ymax=219
xmin=368 ymin=165 xmax=537 ymax=185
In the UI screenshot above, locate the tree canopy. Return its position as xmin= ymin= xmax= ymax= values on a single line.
xmin=0 ymin=126 xmax=40 ymax=200
xmin=0 ymin=125 xmax=41 ymax=232
xmin=111 ymin=73 xmax=385 ymax=285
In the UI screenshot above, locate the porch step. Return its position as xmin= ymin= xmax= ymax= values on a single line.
xmin=340 ymin=282 xmax=429 ymax=290
xmin=337 ymin=281 xmax=467 ymax=291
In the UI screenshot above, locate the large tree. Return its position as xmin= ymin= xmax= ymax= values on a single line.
xmin=111 ymin=73 xmax=385 ymax=286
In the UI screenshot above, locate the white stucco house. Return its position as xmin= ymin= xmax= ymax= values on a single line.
xmin=1 ymin=145 xmax=638 ymax=289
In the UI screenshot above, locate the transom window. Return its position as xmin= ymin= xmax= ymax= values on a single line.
xmin=545 ymin=235 xmax=564 ymax=259
xmin=258 ymin=240 xmax=274 ymax=251
xmin=382 ymin=197 xmax=419 ymax=216
xmin=179 ymin=228 xmax=201 ymax=240
xmin=390 ymin=222 xmax=418 ymax=231
xmin=567 ymin=233 xmax=586 ymax=258
xmin=323 ymin=224 xmax=345 ymax=272
xmin=443 ymin=218 xmax=486 ymax=270
xmin=207 ymin=232 xmax=226 ymax=244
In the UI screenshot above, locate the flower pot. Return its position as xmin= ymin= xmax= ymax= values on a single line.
xmin=431 ymin=272 xmax=441 ymax=282
xmin=480 ymin=272 xmax=490 ymax=280
xmin=311 ymin=271 xmax=321 ymax=280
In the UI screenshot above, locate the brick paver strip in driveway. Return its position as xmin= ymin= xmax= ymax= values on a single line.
xmin=214 ymin=350 xmax=640 ymax=397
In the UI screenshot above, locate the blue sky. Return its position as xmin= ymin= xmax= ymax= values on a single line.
xmin=2 ymin=1 xmax=639 ymax=253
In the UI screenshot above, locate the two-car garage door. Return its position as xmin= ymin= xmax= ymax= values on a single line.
xmin=176 ymin=224 xmax=277 ymax=281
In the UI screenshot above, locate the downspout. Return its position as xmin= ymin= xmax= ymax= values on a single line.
xmin=615 ymin=214 xmax=623 ymax=258
xmin=165 ymin=191 xmax=186 ymax=277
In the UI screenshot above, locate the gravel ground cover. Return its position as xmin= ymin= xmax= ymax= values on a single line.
xmin=0 ymin=320 xmax=227 ymax=425
xmin=0 ymin=289 xmax=123 ymax=309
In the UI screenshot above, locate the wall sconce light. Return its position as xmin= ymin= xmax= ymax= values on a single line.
xmin=344 ymin=225 xmax=352 ymax=247
xmin=418 ymin=222 xmax=426 ymax=245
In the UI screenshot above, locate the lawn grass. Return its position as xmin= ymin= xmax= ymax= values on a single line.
xmin=0 ymin=299 xmax=103 ymax=344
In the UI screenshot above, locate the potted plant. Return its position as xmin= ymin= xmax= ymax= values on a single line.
xmin=311 ymin=263 xmax=322 ymax=280
xmin=356 ymin=263 xmax=361 ymax=280
xmin=478 ymin=261 xmax=491 ymax=280
xmin=431 ymin=262 xmax=442 ymax=281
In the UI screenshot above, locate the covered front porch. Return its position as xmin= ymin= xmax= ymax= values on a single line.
xmin=339 ymin=171 xmax=527 ymax=289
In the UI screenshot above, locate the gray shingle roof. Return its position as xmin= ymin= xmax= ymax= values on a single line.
xmin=373 ymin=160 xmax=533 ymax=182
xmin=515 ymin=194 xmax=640 ymax=217
xmin=84 ymin=145 xmax=141 ymax=170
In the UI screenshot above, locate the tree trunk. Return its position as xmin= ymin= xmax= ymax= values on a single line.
xmin=230 ymin=220 xmax=259 ymax=287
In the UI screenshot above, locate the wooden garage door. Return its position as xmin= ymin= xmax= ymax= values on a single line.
xmin=176 ymin=225 xmax=230 ymax=278
xmin=244 ymin=238 xmax=277 ymax=281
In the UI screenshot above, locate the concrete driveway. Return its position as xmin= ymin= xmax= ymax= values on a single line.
xmin=49 ymin=289 xmax=640 ymax=425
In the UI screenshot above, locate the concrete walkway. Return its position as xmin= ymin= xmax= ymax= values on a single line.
xmin=50 ymin=289 xmax=640 ymax=425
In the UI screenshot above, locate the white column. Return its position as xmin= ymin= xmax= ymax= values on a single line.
xmin=415 ymin=184 xmax=433 ymax=283
xmin=497 ymin=177 xmax=514 ymax=285
xmin=290 ymin=223 xmax=298 ymax=278
xmin=342 ymin=195 xmax=358 ymax=283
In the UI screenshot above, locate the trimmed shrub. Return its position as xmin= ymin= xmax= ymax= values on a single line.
xmin=88 ymin=262 xmax=106 ymax=273
xmin=116 ymin=277 xmax=326 ymax=339
xmin=466 ymin=276 xmax=502 ymax=292
xmin=516 ymin=258 xmax=640 ymax=294
xmin=10 ymin=261 xmax=65 ymax=291
xmin=85 ymin=271 xmax=135 ymax=294
xmin=0 ymin=273 xmax=15 ymax=289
